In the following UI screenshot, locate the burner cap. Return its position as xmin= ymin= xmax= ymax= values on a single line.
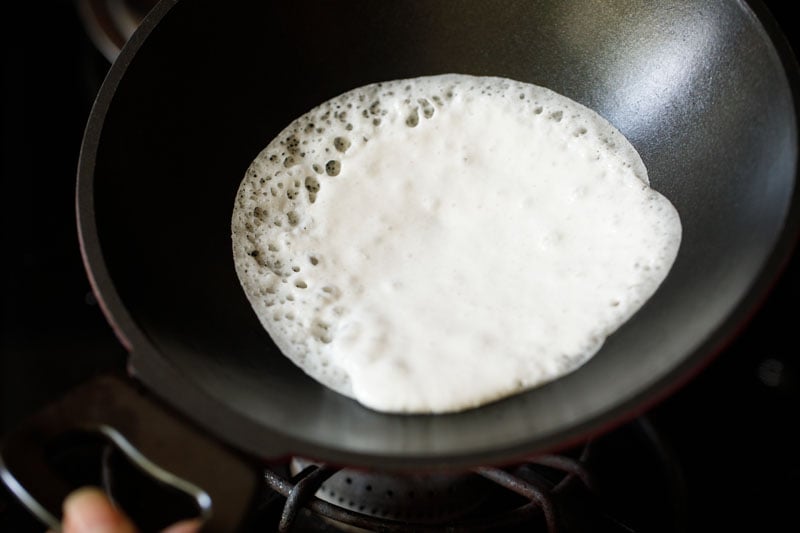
xmin=290 ymin=458 xmax=491 ymax=524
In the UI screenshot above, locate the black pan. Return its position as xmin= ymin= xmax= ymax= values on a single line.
xmin=2 ymin=0 xmax=799 ymax=529
xmin=77 ymin=0 xmax=800 ymax=467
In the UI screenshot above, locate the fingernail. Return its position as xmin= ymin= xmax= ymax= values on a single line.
xmin=162 ymin=519 xmax=202 ymax=533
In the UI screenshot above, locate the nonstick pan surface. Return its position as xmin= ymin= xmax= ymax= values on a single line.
xmin=77 ymin=0 xmax=798 ymax=470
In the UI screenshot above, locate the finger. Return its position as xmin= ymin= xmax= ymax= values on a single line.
xmin=161 ymin=519 xmax=202 ymax=533
xmin=62 ymin=487 xmax=137 ymax=533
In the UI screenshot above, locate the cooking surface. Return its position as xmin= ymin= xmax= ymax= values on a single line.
xmin=1 ymin=0 xmax=798 ymax=530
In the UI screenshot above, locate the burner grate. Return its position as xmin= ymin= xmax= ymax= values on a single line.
xmin=261 ymin=447 xmax=593 ymax=533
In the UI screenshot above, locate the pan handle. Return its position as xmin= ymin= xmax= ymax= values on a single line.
xmin=0 ymin=374 xmax=260 ymax=532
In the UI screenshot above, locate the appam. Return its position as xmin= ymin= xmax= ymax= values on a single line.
xmin=232 ymin=74 xmax=682 ymax=414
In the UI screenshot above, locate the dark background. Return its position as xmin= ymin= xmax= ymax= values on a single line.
xmin=1 ymin=1 xmax=798 ymax=531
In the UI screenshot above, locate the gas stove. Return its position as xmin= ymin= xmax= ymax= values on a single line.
xmin=1 ymin=1 xmax=798 ymax=531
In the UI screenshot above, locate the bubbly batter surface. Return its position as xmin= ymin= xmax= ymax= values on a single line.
xmin=232 ymin=74 xmax=682 ymax=413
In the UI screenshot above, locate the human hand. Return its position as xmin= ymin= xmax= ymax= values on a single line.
xmin=54 ymin=487 xmax=201 ymax=533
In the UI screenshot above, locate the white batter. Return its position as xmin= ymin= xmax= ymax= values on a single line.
xmin=232 ymin=74 xmax=682 ymax=413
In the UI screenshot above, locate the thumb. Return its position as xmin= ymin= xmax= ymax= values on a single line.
xmin=61 ymin=487 xmax=137 ymax=533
